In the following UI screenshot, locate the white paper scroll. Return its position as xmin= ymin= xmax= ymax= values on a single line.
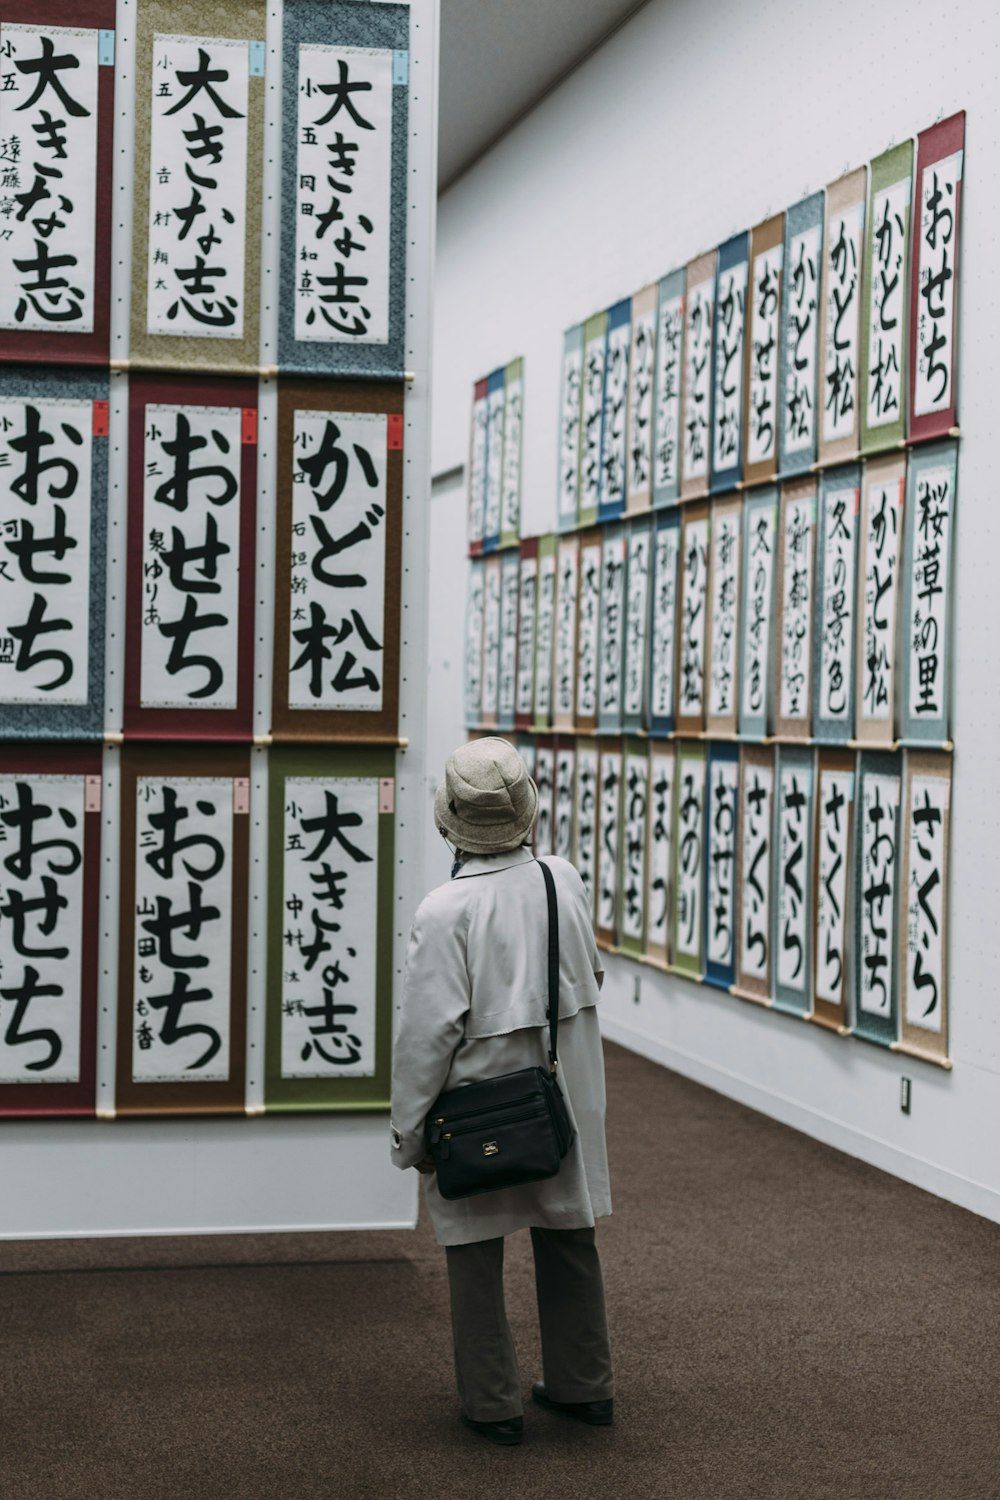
xmin=295 ymin=43 xmax=393 ymax=346
xmin=706 ymin=757 xmax=739 ymax=970
xmin=574 ymin=745 xmax=599 ymax=911
xmin=858 ymin=771 xmax=899 ymax=1018
xmin=621 ymin=750 xmax=648 ymax=942
xmin=554 ymin=745 xmax=575 ymax=861
xmin=815 ymin=768 xmax=853 ymax=1006
xmin=866 ymin=178 xmax=910 ymax=430
xmin=775 ymin=760 xmax=811 ymax=993
xmin=683 ymin=279 xmax=714 ymax=485
xmin=650 ymin=525 xmax=679 ymax=721
xmin=654 ymin=289 xmax=684 ymax=492
xmin=903 ymin=772 xmax=947 ymax=1033
xmin=575 ymin=539 xmax=602 ymax=720
xmin=859 ymin=474 xmax=902 ymax=726
xmin=464 ymin=560 xmax=484 ymax=725
xmin=747 ymin=245 xmax=783 ymax=467
xmin=557 ymin=337 xmax=583 ymax=526
xmin=534 ymin=548 xmax=557 ymax=722
xmin=534 ymin=744 xmax=555 ymax=856
xmin=0 ymin=25 xmax=100 ymax=333
xmin=498 ymin=551 xmax=519 ymax=724
xmin=480 ymin=557 xmax=501 ymax=720
xmin=675 ymin=753 xmax=705 ymax=959
xmin=708 ymin=509 xmax=741 ymax=721
xmin=818 ymin=482 xmax=858 ymax=725
xmin=514 ymin=552 xmax=537 ymax=719
xmin=627 ymin=301 xmax=656 ymax=504
xmin=554 ymin=538 xmax=578 ymax=721
xmin=822 ymin=202 xmax=865 ymax=445
xmin=598 ymin=532 xmax=626 ymax=719
xmin=133 ymin=776 xmax=234 ymax=1083
xmin=779 ymin=492 xmax=815 ymax=723
xmin=601 ymin=317 xmax=630 ymax=511
xmin=624 ymin=528 xmax=651 ymax=720
xmin=784 ymin=226 xmax=821 ymax=457
xmin=741 ymin=501 xmax=776 ymax=726
xmin=483 ymin=377 xmax=505 ymax=541
xmin=739 ymin=758 xmax=773 ymax=982
xmin=281 ymin=776 xmax=378 ymax=1077
xmin=0 ymin=775 xmax=85 ymax=1084
xmin=679 ymin=516 xmax=709 ymax=720
xmin=646 ymin=746 xmax=675 ymax=951
xmin=468 ymin=387 xmax=487 ymax=547
xmin=597 ymin=749 xmax=622 ymax=933
xmin=0 ymin=397 xmax=92 ymax=707
xmin=500 ymin=371 xmax=523 ymax=540
xmin=913 ymin=151 xmax=961 ymax=419
xmin=712 ymin=260 xmax=747 ymax=476
xmin=581 ymin=326 xmax=606 ymax=516
xmin=907 ymin=461 xmax=953 ymax=725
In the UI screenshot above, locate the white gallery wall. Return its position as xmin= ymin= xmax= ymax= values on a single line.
xmin=428 ymin=0 xmax=1000 ymax=1221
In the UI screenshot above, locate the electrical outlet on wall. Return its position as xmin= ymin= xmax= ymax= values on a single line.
xmin=900 ymin=1077 xmax=912 ymax=1114
xmin=633 ymin=975 xmax=641 ymax=1005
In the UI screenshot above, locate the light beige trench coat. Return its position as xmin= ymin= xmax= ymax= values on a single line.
xmin=390 ymin=847 xmax=612 ymax=1247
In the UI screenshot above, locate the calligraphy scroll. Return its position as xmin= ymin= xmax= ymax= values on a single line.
xmin=0 ymin=4 xmax=115 ymax=367
xmin=532 ymin=533 xmax=557 ymax=731
xmin=900 ymin=440 xmax=956 ymax=744
xmin=814 ymin=465 xmax=861 ymax=744
xmin=479 ymin=553 xmax=501 ymax=730
xmin=265 ymin=744 xmax=394 ymax=1111
xmin=853 ymin=750 xmax=901 ymax=1049
xmin=738 ymin=486 xmax=777 ymax=739
xmin=856 ymin=453 xmax=905 ymax=747
xmin=497 ymin=549 xmax=519 ymax=733
xmin=626 ymin=285 xmax=657 ymax=514
xmin=778 ymin=192 xmax=823 ymax=478
xmin=909 ymin=112 xmax=964 ymax=443
xmin=772 ymin=745 xmax=814 ymax=1017
xmin=579 ymin=310 xmax=608 ymax=529
xmin=860 ymin=143 xmax=913 ymax=455
xmin=0 ymin=744 xmax=101 ymax=1119
xmin=596 ymin=524 xmax=626 ymax=735
xmin=500 ymin=358 xmax=523 ymax=549
xmin=681 ymin=251 xmax=716 ymax=500
xmin=733 ymin=744 xmax=774 ymax=1005
xmin=0 ymin=366 xmax=108 ymax=741
xmin=124 ymin=374 xmax=257 ymax=740
xmin=619 ymin=739 xmax=649 ymax=959
xmin=705 ymin=495 xmax=742 ymax=738
xmin=116 ymin=744 xmax=249 ymax=1116
xmin=811 ymin=747 xmax=854 ymax=1034
xmin=652 ymin=268 xmax=685 ymax=509
xmin=280 ymin=0 xmax=409 ymax=379
xmin=704 ymin=743 xmax=739 ymax=990
xmin=596 ymin=741 xmax=622 ymax=949
xmin=774 ymin=479 xmax=816 ymax=741
xmin=598 ymin=299 xmax=631 ymax=523
xmin=898 ymin=750 xmax=950 ymax=1066
xmin=645 ymin=740 xmax=675 ymax=968
xmin=673 ymin=740 xmax=706 ymax=980
xmin=710 ymin=232 xmax=748 ymax=494
xmin=534 ymin=738 xmax=555 ymax=857
xmin=516 ymin=733 xmax=535 ymax=780
xmin=649 ymin=508 xmax=681 ymax=737
xmin=574 ymin=529 xmax=601 ymax=735
xmin=744 ymin=214 xmax=784 ymax=487
xmin=463 ymin=556 xmax=484 ymax=729
xmin=623 ymin=519 xmax=652 ymax=733
xmin=514 ymin=538 xmax=537 ymax=731
xmin=467 ymin=376 xmax=487 ymax=555
xmin=271 ymin=379 xmax=403 ymax=742
xmin=676 ymin=502 xmax=710 ymax=736
xmin=818 ymin=168 xmax=867 ymax=466
xmin=553 ymin=535 xmax=579 ymax=732
xmin=557 ymin=326 xmax=584 ymax=533
xmin=553 ymin=739 xmax=575 ymax=862
xmin=573 ymin=738 xmax=599 ymax=918
xmin=482 ymin=367 xmax=505 ymax=552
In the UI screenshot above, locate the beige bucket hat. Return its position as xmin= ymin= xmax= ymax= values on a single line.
xmin=434 ymin=737 xmax=538 ymax=854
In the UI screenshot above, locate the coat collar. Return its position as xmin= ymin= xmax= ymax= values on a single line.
xmin=453 ymin=846 xmax=536 ymax=880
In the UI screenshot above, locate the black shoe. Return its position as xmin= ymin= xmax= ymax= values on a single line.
xmin=532 ymin=1382 xmax=613 ymax=1426
xmin=460 ymin=1413 xmax=524 ymax=1446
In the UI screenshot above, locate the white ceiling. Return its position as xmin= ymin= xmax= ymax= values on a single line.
xmin=437 ymin=0 xmax=649 ymax=192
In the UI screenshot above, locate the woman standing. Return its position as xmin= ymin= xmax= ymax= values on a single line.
xmin=390 ymin=737 xmax=614 ymax=1445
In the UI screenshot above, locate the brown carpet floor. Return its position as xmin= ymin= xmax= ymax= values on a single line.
xmin=1 ymin=1041 xmax=998 ymax=1500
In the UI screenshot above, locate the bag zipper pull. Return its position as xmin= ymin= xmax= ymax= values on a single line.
xmin=441 ymin=1132 xmax=451 ymax=1160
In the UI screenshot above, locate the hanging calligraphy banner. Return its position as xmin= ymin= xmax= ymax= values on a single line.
xmin=532 ymin=533 xmax=557 ymax=731
xmin=676 ymin=502 xmax=710 ymax=736
xmin=553 ymin=738 xmax=575 ymax=862
xmin=619 ymin=739 xmax=649 ymax=959
xmin=645 ymin=740 xmax=676 ymax=968
xmin=116 ymin=744 xmax=249 ymax=1116
xmin=626 ymin=284 xmax=657 ymax=515
xmin=860 ymin=143 xmax=914 ymax=455
xmin=0 ymin=3 xmax=115 ymax=368
xmin=853 ymin=750 xmax=901 ymax=1049
xmin=0 ymin=744 xmax=101 ymax=1119
xmin=673 ymin=740 xmax=706 ymax=980
xmin=649 ymin=508 xmax=681 ymax=737
xmin=479 ymin=553 xmax=501 ymax=730
xmin=573 ymin=737 xmax=600 ymax=919
xmin=514 ymin=539 xmax=537 ymax=731
xmin=774 ymin=479 xmax=817 ymax=741
xmin=898 ymin=750 xmax=951 ymax=1066
xmin=130 ymin=2 xmax=264 ymax=372
xmin=271 ymin=378 xmax=403 ymax=743
xmin=743 ymin=214 xmax=784 ymax=487
xmin=557 ymin=326 xmax=584 ymax=533
xmin=710 ymin=232 xmax=748 ymax=495
xmin=738 ymin=485 xmax=777 ymax=739
xmin=778 ymin=192 xmax=824 ymax=479
xmin=124 ymin=373 xmax=257 ymax=741
xmin=623 ymin=519 xmax=652 ymax=734
xmin=704 ymin=743 xmax=739 ymax=990
xmin=516 ymin=733 xmax=535 ymax=780
xmin=553 ymin=534 xmax=579 ymax=732
xmin=772 ymin=745 xmax=814 ymax=1017
xmin=0 ymin=366 xmax=108 ymax=741
xmin=500 ymin=358 xmax=524 ymax=549
xmin=856 ymin=452 xmax=905 ymax=748
xmin=574 ymin=528 xmax=602 ymax=735
xmin=814 ymin=464 xmax=861 ymax=744
xmin=482 ymin=367 xmax=505 ymax=553
xmin=652 ymin=268 xmax=685 ymax=509
xmin=534 ymin=737 xmax=555 ymax=857
xmin=579 ymin=310 xmax=608 ymax=529
xmin=705 ymin=495 xmax=742 ymax=738
xmin=908 ymin=112 xmax=964 ymax=444
xmin=467 ymin=376 xmax=487 ymax=555
xmin=596 ymin=741 xmax=623 ymax=949
xmin=265 ymin=744 xmax=394 ymax=1111
xmin=733 ymin=744 xmax=774 ymax=1005
xmin=811 ymin=747 xmax=854 ymax=1035
xmin=463 ymin=556 xmax=484 ymax=730
xmin=497 ymin=549 xmax=520 ymax=733
xmin=680 ymin=251 xmax=716 ymax=501
xmin=900 ymin=440 xmax=956 ymax=745
xmin=597 ymin=523 xmax=627 ymax=736
xmin=280 ymin=0 xmax=409 ymax=379
xmin=598 ymin=298 xmax=630 ymax=523
xmin=818 ymin=168 xmax=867 ymax=467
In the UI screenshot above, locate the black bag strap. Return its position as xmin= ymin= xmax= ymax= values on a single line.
xmin=538 ymin=859 xmax=560 ymax=1074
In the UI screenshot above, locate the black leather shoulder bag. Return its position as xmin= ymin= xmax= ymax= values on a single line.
xmin=424 ymin=859 xmax=575 ymax=1201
